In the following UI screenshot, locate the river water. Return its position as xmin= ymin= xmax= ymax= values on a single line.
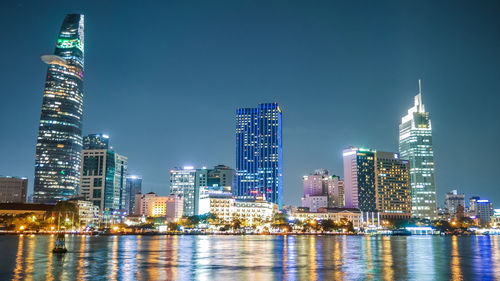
xmin=1 ymin=235 xmax=499 ymax=280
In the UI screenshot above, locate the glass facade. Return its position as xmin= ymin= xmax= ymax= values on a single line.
xmin=343 ymin=148 xmax=376 ymax=211
xmin=356 ymin=150 xmax=376 ymax=212
xmin=170 ymin=168 xmax=197 ymax=216
xmin=236 ymin=103 xmax=283 ymax=208
xmin=83 ymin=134 xmax=109 ymax=150
xmin=79 ymin=135 xmax=127 ymax=221
xmin=399 ymin=81 xmax=438 ymax=220
xmin=126 ymin=176 xmax=142 ymax=215
xmin=34 ymin=14 xmax=85 ymax=203
xmin=375 ymin=152 xmax=411 ymax=219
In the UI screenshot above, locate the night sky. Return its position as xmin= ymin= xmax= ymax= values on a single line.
xmin=1 ymin=0 xmax=499 ymax=207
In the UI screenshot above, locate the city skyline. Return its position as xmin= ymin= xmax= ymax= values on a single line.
xmin=1 ymin=1 xmax=499 ymax=207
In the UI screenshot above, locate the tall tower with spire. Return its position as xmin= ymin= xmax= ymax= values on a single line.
xmin=399 ymin=80 xmax=438 ymax=220
xmin=34 ymin=14 xmax=85 ymax=203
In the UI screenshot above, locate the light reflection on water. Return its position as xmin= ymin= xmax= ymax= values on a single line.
xmin=1 ymin=235 xmax=499 ymax=280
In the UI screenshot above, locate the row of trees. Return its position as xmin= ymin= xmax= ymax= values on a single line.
xmin=0 ymin=201 xmax=79 ymax=231
xmin=156 ymin=212 xmax=355 ymax=233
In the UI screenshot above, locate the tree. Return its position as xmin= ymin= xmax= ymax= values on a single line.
xmin=271 ymin=212 xmax=290 ymax=232
xmin=179 ymin=216 xmax=200 ymax=228
xmin=168 ymin=222 xmax=179 ymax=231
xmin=433 ymin=220 xmax=452 ymax=232
xmin=232 ymin=217 xmax=242 ymax=231
xmin=51 ymin=201 xmax=80 ymax=230
xmin=339 ymin=218 xmax=354 ymax=233
xmin=320 ymin=219 xmax=336 ymax=232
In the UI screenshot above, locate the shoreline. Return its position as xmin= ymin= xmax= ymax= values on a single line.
xmin=0 ymin=231 xmax=494 ymax=236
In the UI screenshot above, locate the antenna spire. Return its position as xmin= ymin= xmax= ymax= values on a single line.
xmin=418 ymin=79 xmax=422 ymax=94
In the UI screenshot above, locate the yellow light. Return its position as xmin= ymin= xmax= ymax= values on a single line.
xmin=19 ymin=225 xmax=25 ymax=230
xmin=112 ymin=226 xmax=119 ymax=231
xmin=51 ymin=226 xmax=55 ymax=230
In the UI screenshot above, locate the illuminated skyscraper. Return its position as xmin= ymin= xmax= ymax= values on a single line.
xmin=343 ymin=147 xmax=376 ymax=212
xmin=399 ymin=80 xmax=438 ymax=220
xmin=236 ymin=103 xmax=283 ymax=208
xmin=374 ymin=152 xmax=411 ymax=220
xmin=34 ymin=14 xmax=85 ymax=203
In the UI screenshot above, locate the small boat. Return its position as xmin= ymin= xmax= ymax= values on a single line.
xmin=53 ymin=233 xmax=67 ymax=253
xmin=392 ymin=229 xmax=412 ymax=236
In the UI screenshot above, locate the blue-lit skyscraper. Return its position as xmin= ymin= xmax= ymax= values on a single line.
xmin=34 ymin=14 xmax=85 ymax=203
xmin=236 ymin=103 xmax=283 ymax=208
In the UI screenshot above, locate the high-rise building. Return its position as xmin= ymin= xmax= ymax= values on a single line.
xmin=126 ymin=176 xmax=142 ymax=215
xmin=34 ymin=14 xmax=85 ymax=203
xmin=445 ymin=190 xmax=465 ymax=218
xmin=79 ymin=134 xmax=127 ymax=220
xmin=374 ymin=152 xmax=411 ymax=220
xmin=170 ymin=165 xmax=233 ymax=216
xmin=343 ymin=148 xmax=376 ymax=212
xmin=0 ymin=176 xmax=28 ymax=203
xmin=302 ymin=169 xmax=326 ymax=197
xmin=83 ymin=134 xmax=109 ymax=150
xmin=475 ymin=199 xmax=494 ymax=226
xmin=170 ymin=167 xmax=196 ymax=216
xmin=399 ymin=80 xmax=438 ymax=220
xmin=328 ymin=176 xmax=344 ymax=208
xmin=343 ymin=148 xmax=411 ymax=220
xmin=236 ymin=103 xmax=283 ymax=208
xmin=301 ymin=169 xmax=344 ymax=211
xmin=468 ymin=196 xmax=480 ymax=216
xmin=207 ymin=165 xmax=236 ymax=194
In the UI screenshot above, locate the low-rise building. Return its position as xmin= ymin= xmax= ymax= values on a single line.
xmin=68 ymin=199 xmax=99 ymax=227
xmin=135 ymin=192 xmax=172 ymax=217
xmin=234 ymin=197 xmax=279 ymax=224
xmin=291 ymin=207 xmax=362 ymax=229
xmin=492 ymin=209 xmax=500 ymax=227
xmin=209 ymin=195 xmax=278 ymax=224
xmin=301 ymin=195 xmax=328 ymax=212
xmin=209 ymin=194 xmax=234 ymax=222
xmin=0 ymin=203 xmax=52 ymax=219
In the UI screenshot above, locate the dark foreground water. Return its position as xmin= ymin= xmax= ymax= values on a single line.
xmin=0 ymin=235 xmax=499 ymax=280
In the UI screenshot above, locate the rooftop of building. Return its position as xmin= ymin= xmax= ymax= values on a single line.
xmin=0 ymin=176 xmax=28 ymax=180
xmin=0 ymin=203 xmax=54 ymax=211
xmin=296 ymin=207 xmax=362 ymax=214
